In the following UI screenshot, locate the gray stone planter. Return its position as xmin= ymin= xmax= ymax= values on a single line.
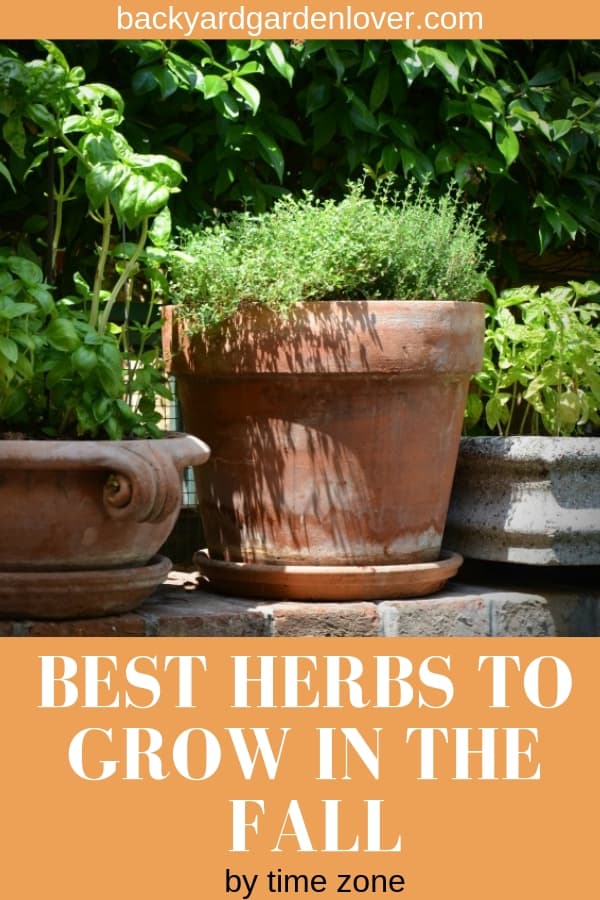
xmin=443 ymin=436 xmax=600 ymax=565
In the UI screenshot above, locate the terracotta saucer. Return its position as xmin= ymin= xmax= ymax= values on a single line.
xmin=194 ymin=550 xmax=463 ymax=601
xmin=0 ymin=555 xmax=171 ymax=620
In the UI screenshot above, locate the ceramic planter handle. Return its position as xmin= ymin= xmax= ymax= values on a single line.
xmin=0 ymin=435 xmax=209 ymax=524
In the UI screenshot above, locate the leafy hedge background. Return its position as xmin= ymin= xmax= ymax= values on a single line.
xmin=2 ymin=39 xmax=600 ymax=291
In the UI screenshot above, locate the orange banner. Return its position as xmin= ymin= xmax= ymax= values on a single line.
xmin=1 ymin=0 xmax=599 ymax=39
xmin=1 ymin=637 xmax=597 ymax=899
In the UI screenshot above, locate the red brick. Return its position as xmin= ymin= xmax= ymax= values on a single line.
xmin=145 ymin=591 xmax=270 ymax=636
xmin=27 ymin=613 xmax=146 ymax=637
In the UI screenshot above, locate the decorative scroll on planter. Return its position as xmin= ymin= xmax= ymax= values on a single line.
xmin=0 ymin=433 xmax=210 ymax=618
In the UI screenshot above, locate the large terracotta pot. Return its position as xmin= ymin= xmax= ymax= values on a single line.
xmin=0 ymin=433 xmax=210 ymax=617
xmin=163 ymin=301 xmax=485 ymax=598
xmin=444 ymin=435 xmax=600 ymax=565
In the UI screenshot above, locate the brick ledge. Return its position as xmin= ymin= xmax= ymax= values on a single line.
xmin=3 ymin=573 xmax=599 ymax=637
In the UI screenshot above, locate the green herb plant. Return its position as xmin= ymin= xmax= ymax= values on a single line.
xmin=0 ymin=41 xmax=182 ymax=439
xmin=169 ymin=179 xmax=490 ymax=331
xmin=465 ymin=281 xmax=600 ymax=437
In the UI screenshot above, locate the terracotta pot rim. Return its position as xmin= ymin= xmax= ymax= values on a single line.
xmin=0 ymin=430 xmax=191 ymax=447
xmin=164 ymin=299 xmax=485 ymax=378
xmin=164 ymin=298 xmax=484 ymax=307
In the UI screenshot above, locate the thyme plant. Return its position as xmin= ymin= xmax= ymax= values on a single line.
xmin=169 ymin=180 xmax=491 ymax=330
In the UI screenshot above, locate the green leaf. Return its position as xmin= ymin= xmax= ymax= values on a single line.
xmin=347 ymin=94 xmax=378 ymax=133
xmin=7 ymin=256 xmax=44 ymax=284
xmin=232 ymin=76 xmax=260 ymax=114
xmin=45 ymin=356 xmax=73 ymax=389
xmin=71 ymin=345 xmax=98 ymax=376
xmin=305 ymin=79 xmax=331 ymax=114
xmin=268 ymin=114 xmax=304 ymax=145
xmin=25 ymin=103 xmax=57 ymax=135
xmin=464 ymin=392 xmax=484 ymax=429
xmin=127 ymin=153 xmax=183 ymax=188
xmin=29 ymin=286 xmax=54 ymax=314
xmin=556 ymin=391 xmax=581 ymax=426
xmin=92 ymin=397 xmax=111 ymax=423
xmin=71 ymin=272 xmax=91 ymax=300
xmin=0 ymin=161 xmax=15 ymax=192
xmin=45 ymin=317 xmax=80 ymax=351
xmin=433 ymin=144 xmax=456 ymax=174
xmin=418 ymin=46 xmax=461 ymax=89
xmin=467 ymin=101 xmax=495 ymax=137
xmin=508 ymin=102 xmax=552 ymax=139
xmin=85 ymin=161 xmax=129 ymax=210
xmin=0 ymin=301 xmax=37 ymax=319
xmin=265 ymin=42 xmax=294 ymax=85
xmin=325 ymin=45 xmax=345 ymax=83
xmin=227 ymin=42 xmax=251 ymax=63
xmin=80 ymin=135 xmax=119 ymax=165
xmin=100 ymin=339 xmax=123 ymax=371
xmin=152 ymin=67 xmax=179 ymax=99
xmin=131 ymin=67 xmax=159 ymax=95
xmin=213 ymin=92 xmax=240 ymax=120
xmin=477 ymin=86 xmax=504 ymax=113
xmin=0 ymin=336 xmax=18 ymax=363
xmin=396 ymin=54 xmax=423 ymax=87
xmin=551 ymin=119 xmax=572 ymax=140
xmin=485 ymin=394 xmax=511 ymax=431
xmin=111 ymin=174 xmax=171 ymax=229
xmin=37 ymin=39 xmax=69 ymax=72
xmin=495 ymin=124 xmax=519 ymax=167
xmin=97 ymin=358 xmax=124 ymax=397
xmin=148 ymin=207 xmax=172 ymax=247
xmin=529 ymin=68 xmax=562 ymax=87
xmin=369 ymin=66 xmax=390 ymax=112
xmin=0 ymin=387 xmax=27 ymax=418
xmin=214 ymin=164 xmax=235 ymax=197
xmin=203 ymin=74 xmax=229 ymax=99
xmin=253 ymin=130 xmax=284 ymax=181
xmin=3 ymin=115 xmax=26 ymax=158
xmin=14 ymin=352 xmax=33 ymax=378
xmin=381 ymin=144 xmax=401 ymax=172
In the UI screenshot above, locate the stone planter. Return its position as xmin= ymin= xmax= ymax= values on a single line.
xmin=163 ymin=301 xmax=485 ymax=599
xmin=444 ymin=436 xmax=600 ymax=565
xmin=0 ymin=433 xmax=210 ymax=618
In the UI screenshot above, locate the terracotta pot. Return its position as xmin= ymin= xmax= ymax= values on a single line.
xmin=0 ymin=433 xmax=210 ymax=618
xmin=444 ymin=435 xmax=600 ymax=565
xmin=163 ymin=301 xmax=484 ymax=598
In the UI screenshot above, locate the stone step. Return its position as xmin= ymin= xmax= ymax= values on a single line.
xmin=3 ymin=566 xmax=599 ymax=636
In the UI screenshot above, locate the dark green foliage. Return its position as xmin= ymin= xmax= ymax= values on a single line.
xmin=3 ymin=39 xmax=600 ymax=281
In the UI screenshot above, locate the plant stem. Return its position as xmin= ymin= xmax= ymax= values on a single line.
xmin=553 ymin=307 xmax=564 ymax=438
xmin=89 ymin=198 xmax=113 ymax=329
xmin=505 ymin=380 xmax=518 ymax=435
xmin=50 ymin=160 xmax=64 ymax=283
xmin=45 ymin=138 xmax=56 ymax=284
xmin=98 ymin=218 xmax=148 ymax=334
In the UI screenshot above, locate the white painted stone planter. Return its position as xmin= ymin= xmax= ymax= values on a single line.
xmin=443 ymin=436 xmax=600 ymax=565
